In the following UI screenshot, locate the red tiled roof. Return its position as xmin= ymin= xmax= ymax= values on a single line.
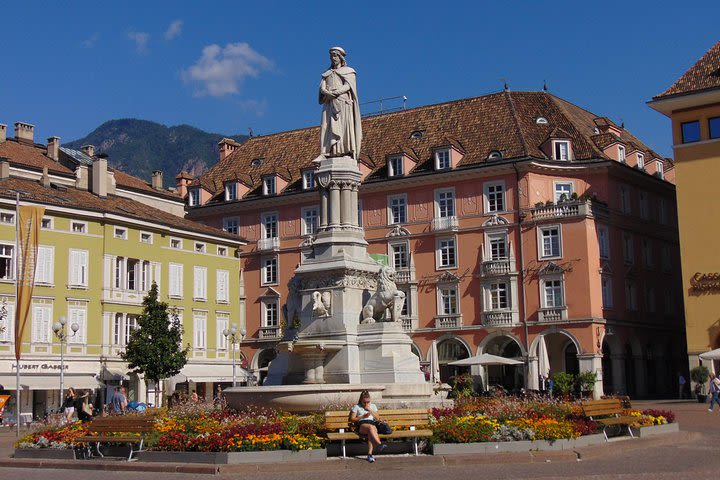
xmin=654 ymin=40 xmax=720 ymax=99
xmin=0 ymin=139 xmax=73 ymax=175
xmin=0 ymin=177 xmax=243 ymax=242
xmin=197 ymin=91 xmax=663 ymax=199
xmin=110 ymin=167 xmax=181 ymax=200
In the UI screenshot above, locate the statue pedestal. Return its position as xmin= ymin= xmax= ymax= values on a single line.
xmin=358 ymin=322 xmax=425 ymax=384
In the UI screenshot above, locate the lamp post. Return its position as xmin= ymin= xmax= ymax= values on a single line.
xmin=52 ymin=316 xmax=79 ymax=411
xmin=223 ymin=324 xmax=246 ymax=387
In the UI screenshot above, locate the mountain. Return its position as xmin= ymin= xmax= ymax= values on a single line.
xmin=66 ymin=119 xmax=248 ymax=186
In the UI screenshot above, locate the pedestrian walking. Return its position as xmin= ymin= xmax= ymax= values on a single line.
xmin=709 ymin=373 xmax=720 ymax=412
xmin=678 ymin=373 xmax=687 ymax=399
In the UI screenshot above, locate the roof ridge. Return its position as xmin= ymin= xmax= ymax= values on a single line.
xmin=504 ymin=91 xmax=530 ymax=157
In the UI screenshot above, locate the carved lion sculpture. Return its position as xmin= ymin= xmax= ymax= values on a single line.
xmin=361 ymin=266 xmax=406 ymax=324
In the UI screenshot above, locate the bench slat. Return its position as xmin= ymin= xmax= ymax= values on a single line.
xmin=327 ymin=430 xmax=433 ymax=441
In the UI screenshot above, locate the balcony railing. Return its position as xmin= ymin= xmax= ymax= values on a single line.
xmin=481 ymin=259 xmax=512 ymax=276
xmin=395 ymin=268 xmax=412 ymax=284
xmin=529 ymin=199 xmax=608 ymax=222
xmin=538 ymin=306 xmax=568 ymax=323
xmin=257 ymin=237 xmax=280 ymax=252
xmin=401 ymin=317 xmax=413 ymax=332
xmin=434 ymin=314 xmax=462 ymax=329
xmin=482 ymin=311 xmax=517 ymax=327
xmin=431 ymin=216 xmax=459 ymax=232
xmin=259 ymin=326 xmax=281 ymax=339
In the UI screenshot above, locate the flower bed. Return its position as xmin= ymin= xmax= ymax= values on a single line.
xmin=15 ymin=397 xmax=677 ymax=456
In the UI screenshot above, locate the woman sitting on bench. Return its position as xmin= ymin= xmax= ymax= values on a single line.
xmin=349 ymin=390 xmax=386 ymax=463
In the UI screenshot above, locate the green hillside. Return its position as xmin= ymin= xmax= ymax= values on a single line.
xmin=66 ymin=119 xmax=247 ymax=187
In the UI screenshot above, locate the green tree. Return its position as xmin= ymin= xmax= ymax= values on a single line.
xmin=121 ymin=283 xmax=188 ymax=406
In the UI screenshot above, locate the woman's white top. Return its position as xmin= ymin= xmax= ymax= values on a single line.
xmin=351 ymin=403 xmax=378 ymax=422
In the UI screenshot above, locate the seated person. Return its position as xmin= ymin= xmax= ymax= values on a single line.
xmin=349 ymin=390 xmax=386 ymax=463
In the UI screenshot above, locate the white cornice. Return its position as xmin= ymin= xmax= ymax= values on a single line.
xmin=648 ymin=89 xmax=720 ymax=116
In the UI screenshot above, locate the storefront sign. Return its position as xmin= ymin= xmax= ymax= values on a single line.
xmin=690 ymin=272 xmax=720 ymax=292
xmin=10 ymin=363 xmax=68 ymax=371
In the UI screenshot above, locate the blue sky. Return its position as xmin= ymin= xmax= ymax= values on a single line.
xmin=1 ymin=1 xmax=718 ymax=157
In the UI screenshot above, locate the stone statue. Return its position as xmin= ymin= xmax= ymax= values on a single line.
xmin=319 ymin=47 xmax=362 ymax=160
xmin=361 ymin=266 xmax=406 ymax=324
xmin=312 ymin=290 xmax=332 ymax=317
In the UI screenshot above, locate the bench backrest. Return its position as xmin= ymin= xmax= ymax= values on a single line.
xmin=324 ymin=409 xmax=431 ymax=431
xmin=581 ymin=398 xmax=627 ymax=418
xmin=87 ymin=415 xmax=157 ymax=434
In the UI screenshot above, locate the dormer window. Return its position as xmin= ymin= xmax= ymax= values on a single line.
xmin=618 ymin=145 xmax=626 ymax=163
xmin=536 ymin=117 xmax=549 ymax=125
xmin=263 ymin=176 xmax=276 ymax=196
xmin=435 ymin=148 xmax=451 ymax=170
xmin=487 ymin=150 xmax=503 ymax=161
xmin=188 ymin=188 xmax=200 ymax=206
xmin=225 ymin=182 xmax=237 ymax=201
xmin=302 ymin=170 xmax=315 ymax=190
xmin=388 ymin=155 xmax=404 ymax=177
xmin=553 ymin=140 xmax=570 ymax=161
xmin=637 ymin=153 xmax=645 ymax=170
xmin=656 ymin=161 xmax=664 ymax=179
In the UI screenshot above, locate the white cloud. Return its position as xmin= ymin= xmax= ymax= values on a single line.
xmin=164 ymin=20 xmax=183 ymax=40
xmin=128 ymin=30 xmax=150 ymax=54
xmin=81 ymin=33 xmax=99 ymax=48
xmin=183 ymin=42 xmax=273 ymax=97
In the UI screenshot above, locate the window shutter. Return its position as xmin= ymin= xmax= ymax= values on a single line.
xmin=217 ymin=270 xmax=228 ymax=302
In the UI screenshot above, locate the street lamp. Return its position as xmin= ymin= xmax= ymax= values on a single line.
xmin=223 ymin=324 xmax=246 ymax=387
xmin=52 ymin=316 xmax=79 ymax=411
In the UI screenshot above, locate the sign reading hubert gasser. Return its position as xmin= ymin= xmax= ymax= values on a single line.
xmin=690 ymin=272 xmax=720 ymax=292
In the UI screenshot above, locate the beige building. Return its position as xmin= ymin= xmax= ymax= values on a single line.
xmin=649 ymin=40 xmax=720 ymax=377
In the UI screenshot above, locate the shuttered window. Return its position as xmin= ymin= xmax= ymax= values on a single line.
xmin=69 ymin=249 xmax=89 ymax=286
xmin=68 ymin=306 xmax=87 ymax=344
xmin=31 ymin=304 xmax=52 ymax=343
xmin=169 ymin=263 xmax=183 ymax=297
xmin=194 ymin=266 xmax=207 ymax=300
xmin=216 ymin=270 xmax=229 ymax=303
xmin=34 ymin=246 xmax=54 ymax=284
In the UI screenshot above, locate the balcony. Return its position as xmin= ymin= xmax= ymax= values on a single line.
xmin=434 ymin=314 xmax=462 ymax=329
xmin=538 ymin=306 xmax=568 ymax=323
xmin=482 ymin=311 xmax=518 ymax=327
xmin=259 ymin=326 xmax=281 ymax=339
xmin=395 ymin=268 xmax=413 ymax=284
xmin=431 ymin=216 xmax=459 ymax=232
xmin=257 ymin=237 xmax=280 ymax=252
xmin=529 ymin=199 xmax=611 ymax=222
xmin=400 ymin=316 xmax=415 ymax=332
xmin=481 ymin=259 xmax=512 ymax=276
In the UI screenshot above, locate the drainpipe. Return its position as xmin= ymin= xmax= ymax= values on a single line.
xmin=514 ymin=162 xmax=531 ymax=389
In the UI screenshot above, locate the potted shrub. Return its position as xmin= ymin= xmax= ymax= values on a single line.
xmin=552 ymin=372 xmax=575 ymax=399
xmin=691 ymin=366 xmax=710 ymax=402
xmin=576 ymin=371 xmax=597 ymax=398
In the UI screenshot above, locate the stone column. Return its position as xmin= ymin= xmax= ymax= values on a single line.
xmin=329 ymin=183 xmax=341 ymax=227
xmin=350 ymin=184 xmax=359 ymax=227
xmin=340 ymin=182 xmax=352 ymax=227
xmin=320 ymin=188 xmax=329 ymax=230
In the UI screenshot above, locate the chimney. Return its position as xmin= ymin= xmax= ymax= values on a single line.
xmin=47 ymin=136 xmax=60 ymax=161
xmin=76 ymin=165 xmax=88 ymax=190
xmin=151 ymin=170 xmax=163 ymax=190
xmin=0 ymin=124 xmax=6 ymax=143
xmin=81 ymin=145 xmax=95 ymax=158
xmin=0 ymin=159 xmax=9 ymax=179
xmin=175 ymin=171 xmax=193 ymax=197
xmin=218 ymin=138 xmax=240 ymax=161
xmin=92 ymin=156 xmax=108 ymax=197
xmin=14 ymin=122 xmax=34 ymax=144
xmin=40 ymin=166 xmax=50 ymax=188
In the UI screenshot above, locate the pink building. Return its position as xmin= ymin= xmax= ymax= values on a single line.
xmin=185 ymin=91 xmax=685 ymax=398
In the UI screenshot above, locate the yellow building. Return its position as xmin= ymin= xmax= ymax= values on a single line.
xmin=0 ymin=123 xmax=245 ymax=420
xmin=649 ymin=40 xmax=720 ymax=375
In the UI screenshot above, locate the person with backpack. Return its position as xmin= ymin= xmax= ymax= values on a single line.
xmin=709 ymin=372 xmax=720 ymax=412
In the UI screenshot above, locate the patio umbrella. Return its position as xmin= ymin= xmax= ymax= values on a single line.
xmin=429 ymin=340 xmax=441 ymax=384
xmin=538 ymin=335 xmax=551 ymax=378
xmin=448 ymin=353 xmax=523 ymax=366
xmin=699 ymin=348 xmax=720 ymax=361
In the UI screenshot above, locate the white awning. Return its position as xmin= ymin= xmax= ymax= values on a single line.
xmin=0 ymin=375 xmax=102 ymax=391
xmin=171 ymin=363 xmax=249 ymax=383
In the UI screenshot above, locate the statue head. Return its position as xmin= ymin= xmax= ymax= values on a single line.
xmin=329 ymin=47 xmax=346 ymax=69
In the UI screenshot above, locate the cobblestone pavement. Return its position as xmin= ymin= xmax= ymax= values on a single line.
xmin=0 ymin=399 xmax=717 ymax=479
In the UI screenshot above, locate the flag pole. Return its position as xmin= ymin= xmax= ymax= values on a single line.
xmin=14 ymin=192 xmax=20 ymax=437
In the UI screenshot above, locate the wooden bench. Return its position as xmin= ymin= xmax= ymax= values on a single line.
xmin=74 ymin=415 xmax=156 ymax=461
xmin=581 ymin=398 xmax=636 ymax=441
xmin=324 ymin=408 xmax=433 ymax=458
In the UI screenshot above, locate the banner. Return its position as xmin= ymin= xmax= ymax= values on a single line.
xmin=14 ymin=205 xmax=45 ymax=360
